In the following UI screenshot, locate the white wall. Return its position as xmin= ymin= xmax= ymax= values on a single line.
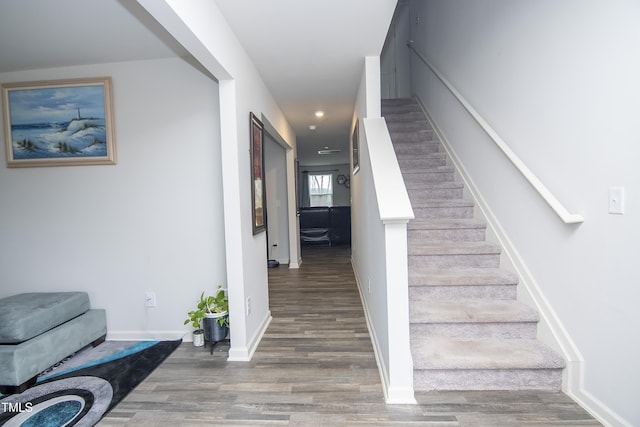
xmin=0 ymin=57 xmax=224 ymax=341
xmin=138 ymin=0 xmax=297 ymax=360
xmin=409 ymin=1 xmax=640 ymax=425
xmin=381 ymin=0 xmax=411 ymax=99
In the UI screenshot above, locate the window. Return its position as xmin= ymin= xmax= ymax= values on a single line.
xmin=309 ymin=174 xmax=333 ymax=207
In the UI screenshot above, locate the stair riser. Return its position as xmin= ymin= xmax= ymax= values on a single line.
xmin=412 ymin=205 xmax=474 ymax=219
xmin=390 ymin=131 xmax=437 ymax=144
xmin=408 ymin=227 xmax=486 ymax=242
xmin=382 ymin=105 xmax=423 ymax=115
xmin=409 ymin=254 xmax=501 ymax=269
xmin=413 ymin=369 xmax=563 ymax=391
xmin=407 ymin=187 xmax=463 ymax=200
xmin=398 ymin=156 xmax=448 ymax=169
xmin=394 ymin=142 xmax=441 ymax=155
xmin=387 ymin=121 xmax=432 ymax=133
xmin=384 ymin=112 xmax=427 ymax=123
xmin=409 ymin=284 xmax=518 ymax=301
xmin=403 ymin=171 xmax=455 ymax=184
xmin=410 ymin=322 xmax=538 ymax=340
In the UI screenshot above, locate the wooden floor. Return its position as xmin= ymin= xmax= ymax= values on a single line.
xmin=99 ymin=245 xmax=600 ymax=426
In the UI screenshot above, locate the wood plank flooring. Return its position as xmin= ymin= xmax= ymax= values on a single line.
xmin=99 ymin=245 xmax=600 ymax=426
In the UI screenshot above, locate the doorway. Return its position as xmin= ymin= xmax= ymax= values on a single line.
xmin=263 ymin=131 xmax=290 ymax=265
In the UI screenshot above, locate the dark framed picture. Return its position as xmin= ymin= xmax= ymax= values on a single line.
xmin=352 ymin=119 xmax=360 ymax=175
xmin=1 ymin=77 xmax=116 ymax=167
xmin=250 ymin=112 xmax=266 ymax=234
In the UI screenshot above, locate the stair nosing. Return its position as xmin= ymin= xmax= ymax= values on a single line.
xmin=410 ymin=199 xmax=475 ymax=207
xmin=409 ymin=268 xmax=519 ymax=287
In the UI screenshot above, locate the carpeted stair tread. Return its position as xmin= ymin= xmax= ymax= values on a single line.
xmin=410 ymin=299 xmax=539 ymax=324
xmin=384 ymin=112 xmax=428 ymax=123
xmin=402 ymin=167 xmax=456 ymax=184
xmin=393 ymin=141 xmax=440 ymax=155
xmin=409 ymin=241 xmax=501 ymax=256
xmin=411 ymin=338 xmax=566 ymax=370
xmin=389 ymin=130 xmax=437 ymax=144
xmin=381 ymin=97 xmax=418 ymax=107
xmin=409 ymin=268 xmax=519 ymax=287
xmin=397 ymin=151 xmax=447 ymax=161
xmin=387 ymin=121 xmax=432 ymax=132
xmin=396 ymin=151 xmax=443 ymax=161
xmin=408 ymin=268 xmax=519 ymax=300
xmin=410 ymin=199 xmax=475 ymax=208
xmin=382 ymin=103 xmax=422 ymax=115
xmin=383 ymin=97 xmax=565 ymax=391
xmin=411 ymin=199 xmax=476 ymax=220
xmin=404 ymin=180 xmax=462 ymax=191
xmin=401 ymin=165 xmax=455 ymax=174
xmin=408 ymin=218 xmax=486 ymax=231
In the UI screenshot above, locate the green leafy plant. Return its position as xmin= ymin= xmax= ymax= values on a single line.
xmin=184 ymin=304 xmax=205 ymax=330
xmin=184 ymin=286 xmax=229 ymax=329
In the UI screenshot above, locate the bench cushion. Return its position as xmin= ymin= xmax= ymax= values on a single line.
xmin=0 ymin=309 xmax=107 ymax=386
xmin=0 ymin=292 xmax=90 ymax=344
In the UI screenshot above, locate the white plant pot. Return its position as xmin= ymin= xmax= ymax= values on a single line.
xmin=192 ymin=330 xmax=204 ymax=347
xmin=205 ymin=311 xmax=228 ymax=320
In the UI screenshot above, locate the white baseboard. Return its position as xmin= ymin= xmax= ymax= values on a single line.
xmin=289 ymin=256 xmax=302 ymax=269
xmin=227 ymin=310 xmax=272 ymax=362
xmin=106 ymin=330 xmax=187 ymax=341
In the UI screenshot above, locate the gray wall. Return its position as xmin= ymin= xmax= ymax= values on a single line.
xmin=408 ymin=1 xmax=640 ymax=425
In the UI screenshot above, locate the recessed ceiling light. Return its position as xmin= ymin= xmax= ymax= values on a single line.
xmin=308 ymin=125 xmax=316 ymax=130
xmin=315 ymin=111 xmax=324 ymax=118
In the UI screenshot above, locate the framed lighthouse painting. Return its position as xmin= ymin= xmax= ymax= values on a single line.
xmin=2 ymin=77 xmax=116 ymax=167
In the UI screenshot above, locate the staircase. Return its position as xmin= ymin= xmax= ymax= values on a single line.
xmin=381 ymin=98 xmax=566 ymax=391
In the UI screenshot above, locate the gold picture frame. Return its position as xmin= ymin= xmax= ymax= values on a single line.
xmin=2 ymin=77 xmax=116 ymax=167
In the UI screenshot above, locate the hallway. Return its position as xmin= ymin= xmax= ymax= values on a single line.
xmin=100 ymin=245 xmax=599 ymax=426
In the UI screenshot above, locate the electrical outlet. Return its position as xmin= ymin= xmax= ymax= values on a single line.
xmin=609 ymin=187 xmax=625 ymax=214
xmin=246 ymin=297 xmax=252 ymax=316
xmin=144 ymin=291 xmax=156 ymax=308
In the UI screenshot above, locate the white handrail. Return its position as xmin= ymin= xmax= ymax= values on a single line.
xmin=408 ymin=42 xmax=584 ymax=224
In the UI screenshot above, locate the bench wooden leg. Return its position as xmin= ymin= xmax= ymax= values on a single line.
xmin=91 ymin=334 xmax=106 ymax=347
xmin=0 ymin=376 xmax=37 ymax=395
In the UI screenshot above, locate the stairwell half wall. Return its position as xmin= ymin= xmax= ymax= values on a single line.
xmin=350 ymin=56 xmax=416 ymax=404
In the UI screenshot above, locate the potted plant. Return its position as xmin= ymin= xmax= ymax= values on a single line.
xmin=203 ymin=286 xmax=229 ymax=343
xmin=184 ymin=305 xmax=206 ymax=347
xmin=184 ymin=286 xmax=229 ymax=349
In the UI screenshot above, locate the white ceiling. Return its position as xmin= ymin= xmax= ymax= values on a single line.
xmin=0 ymin=0 xmax=396 ymax=166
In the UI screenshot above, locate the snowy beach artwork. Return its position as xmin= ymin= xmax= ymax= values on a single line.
xmin=2 ymin=77 xmax=116 ymax=167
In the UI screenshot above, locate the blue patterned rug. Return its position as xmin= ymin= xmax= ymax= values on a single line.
xmin=0 ymin=339 xmax=181 ymax=426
